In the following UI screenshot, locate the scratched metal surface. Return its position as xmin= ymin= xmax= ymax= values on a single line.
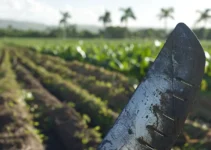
xmin=98 ymin=23 xmax=205 ymax=150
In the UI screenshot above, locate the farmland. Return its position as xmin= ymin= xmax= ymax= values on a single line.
xmin=0 ymin=38 xmax=211 ymax=149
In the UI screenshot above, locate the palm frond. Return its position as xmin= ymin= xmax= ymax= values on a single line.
xmin=119 ymin=8 xmax=125 ymax=12
xmin=131 ymin=14 xmax=136 ymax=20
xmin=169 ymin=15 xmax=174 ymax=20
xmin=121 ymin=16 xmax=126 ymax=22
xmin=158 ymin=7 xmax=174 ymax=20
xmin=99 ymin=16 xmax=104 ymax=21
xmin=195 ymin=18 xmax=203 ymax=24
xmin=59 ymin=18 xmax=65 ymax=24
xmin=195 ymin=9 xmax=211 ymax=24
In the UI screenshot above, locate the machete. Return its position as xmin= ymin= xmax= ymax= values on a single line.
xmin=98 ymin=23 xmax=205 ymax=150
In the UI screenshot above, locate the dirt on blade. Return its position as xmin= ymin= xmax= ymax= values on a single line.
xmin=98 ymin=23 xmax=205 ymax=150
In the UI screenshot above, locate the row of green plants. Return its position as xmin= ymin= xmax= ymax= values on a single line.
xmin=21 ymin=46 xmax=133 ymax=91
xmin=13 ymin=50 xmax=118 ymax=135
xmin=4 ymin=38 xmax=211 ymax=92
xmin=19 ymin=49 xmax=132 ymax=112
xmin=5 ymin=46 xmax=211 ymax=149
xmin=22 ymin=40 xmax=211 ymax=92
xmin=12 ymin=39 xmax=162 ymax=81
xmin=0 ymin=50 xmax=44 ymax=149
xmin=12 ymin=58 xmax=101 ymax=150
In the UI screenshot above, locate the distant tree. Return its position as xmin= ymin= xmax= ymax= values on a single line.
xmin=80 ymin=30 xmax=98 ymax=38
xmin=195 ymin=9 xmax=211 ymax=28
xmin=102 ymin=26 xmax=129 ymax=38
xmin=99 ymin=10 xmax=112 ymax=29
xmin=59 ymin=11 xmax=71 ymax=38
xmin=157 ymin=7 xmax=174 ymax=32
xmin=7 ymin=25 xmax=13 ymax=30
xmin=66 ymin=25 xmax=78 ymax=37
xmin=119 ymin=7 xmax=136 ymax=27
xmin=195 ymin=9 xmax=211 ymax=39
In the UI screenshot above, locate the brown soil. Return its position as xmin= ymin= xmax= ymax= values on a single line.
xmin=13 ymin=62 xmax=101 ymax=150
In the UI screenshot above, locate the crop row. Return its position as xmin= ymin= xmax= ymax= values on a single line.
xmin=19 ymin=49 xmax=132 ymax=112
xmin=0 ymin=50 xmax=44 ymax=150
xmin=22 ymin=47 xmax=135 ymax=92
xmin=15 ymin=39 xmax=159 ymax=80
xmin=12 ymin=60 xmax=101 ymax=150
xmin=12 ymin=49 xmax=118 ymax=135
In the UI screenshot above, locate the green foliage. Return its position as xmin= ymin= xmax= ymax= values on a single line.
xmin=13 ymin=58 xmax=102 ymax=149
xmin=119 ymin=7 xmax=136 ymax=27
xmin=195 ymin=9 xmax=211 ymax=26
xmin=8 ymin=39 xmax=162 ymax=81
xmin=101 ymin=26 xmax=129 ymax=38
xmin=59 ymin=11 xmax=71 ymax=38
xmin=15 ymin=52 xmax=117 ymax=135
xmin=0 ymin=26 xmax=170 ymax=38
xmin=157 ymin=7 xmax=174 ymax=32
xmin=2 ymin=26 xmax=211 ymax=39
xmin=4 ymin=38 xmax=211 ymax=149
xmin=158 ymin=7 xmax=174 ymax=20
xmin=0 ymin=50 xmax=44 ymax=149
xmin=99 ymin=11 xmax=112 ymax=27
xmin=20 ymin=50 xmax=132 ymax=112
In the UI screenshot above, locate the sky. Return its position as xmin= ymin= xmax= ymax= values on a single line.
xmin=0 ymin=0 xmax=210 ymax=28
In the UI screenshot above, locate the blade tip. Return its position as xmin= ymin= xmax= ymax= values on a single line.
xmin=175 ymin=22 xmax=189 ymax=30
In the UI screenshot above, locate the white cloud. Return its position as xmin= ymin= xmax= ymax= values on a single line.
xmin=0 ymin=0 xmax=60 ymax=25
xmin=65 ymin=4 xmax=105 ymax=25
xmin=0 ymin=0 xmax=106 ymax=26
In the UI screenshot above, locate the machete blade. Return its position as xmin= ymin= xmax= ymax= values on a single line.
xmin=98 ymin=23 xmax=205 ymax=150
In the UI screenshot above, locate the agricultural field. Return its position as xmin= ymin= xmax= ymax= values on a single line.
xmin=0 ymin=38 xmax=211 ymax=149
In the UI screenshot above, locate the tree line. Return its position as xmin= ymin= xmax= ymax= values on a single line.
xmin=0 ymin=7 xmax=211 ymax=39
xmin=98 ymin=7 xmax=211 ymax=32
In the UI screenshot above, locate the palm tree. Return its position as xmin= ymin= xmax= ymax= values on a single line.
xmin=59 ymin=11 xmax=71 ymax=38
xmin=157 ymin=7 xmax=174 ymax=32
xmin=195 ymin=9 xmax=211 ymax=39
xmin=99 ymin=11 xmax=112 ymax=29
xmin=195 ymin=9 xmax=211 ymax=28
xmin=119 ymin=7 xmax=136 ymax=27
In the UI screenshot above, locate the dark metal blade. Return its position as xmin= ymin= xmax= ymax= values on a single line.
xmin=98 ymin=23 xmax=205 ymax=150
